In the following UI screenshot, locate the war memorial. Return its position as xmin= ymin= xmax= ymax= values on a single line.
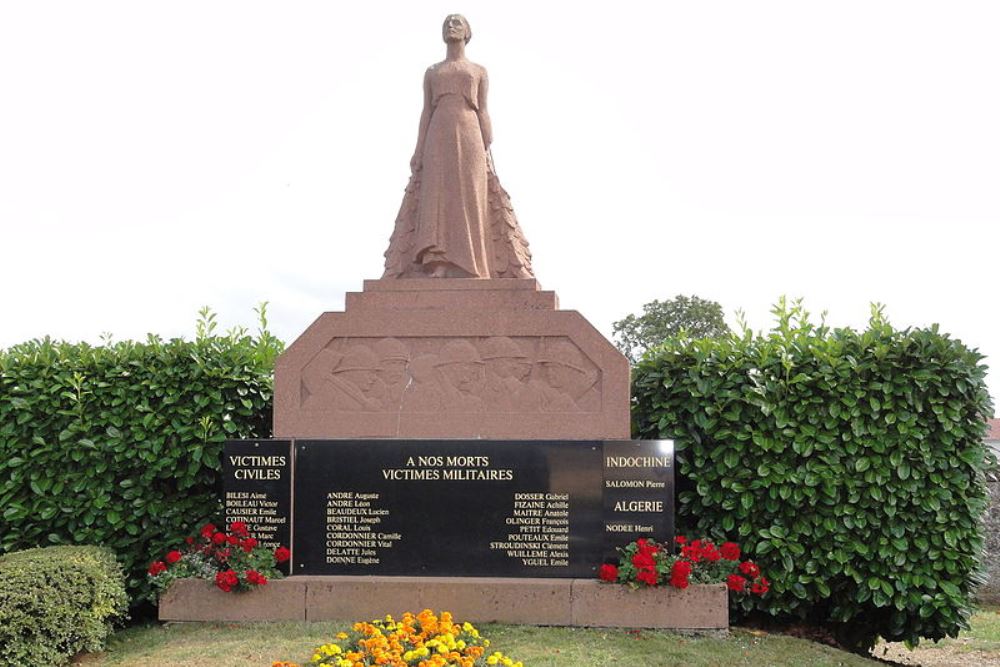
xmin=160 ymin=14 xmax=726 ymax=629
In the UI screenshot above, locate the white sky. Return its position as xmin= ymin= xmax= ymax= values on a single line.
xmin=1 ymin=1 xmax=998 ymax=409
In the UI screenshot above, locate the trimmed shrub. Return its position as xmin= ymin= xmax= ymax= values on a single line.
xmin=0 ymin=308 xmax=282 ymax=602
xmin=0 ymin=545 xmax=128 ymax=665
xmin=632 ymin=300 xmax=994 ymax=650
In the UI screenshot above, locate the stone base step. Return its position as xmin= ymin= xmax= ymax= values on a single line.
xmin=158 ymin=576 xmax=728 ymax=629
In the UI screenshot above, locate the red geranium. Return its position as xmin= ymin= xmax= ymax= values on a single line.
xmin=726 ymin=574 xmax=747 ymax=592
xmin=147 ymin=521 xmax=290 ymax=595
xmin=215 ymin=569 xmax=239 ymax=592
xmin=671 ymin=559 xmax=692 ymax=578
xmin=721 ymin=542 xmax=741 ymax=561
xmin=600 ymin=536 xmax=766 ymax=596
xmin=632 ymin=551 xmax=655 ymax=569
xmin=245 ymin=569 xmax=267 ymax=586
xmin=636 ymin=568 xmax=658 ymax=586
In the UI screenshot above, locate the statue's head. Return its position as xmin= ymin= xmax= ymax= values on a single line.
xmin=442 ymin=14 xmax=472 ymax=44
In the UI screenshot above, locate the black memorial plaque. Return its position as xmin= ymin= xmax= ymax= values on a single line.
xmin=293 ymin=440 xmax=607 ymax=577
xmin=602 ymin=440 xmax=674 ymax=557
xmin=222 ymin=440 xmax=293 ymax=557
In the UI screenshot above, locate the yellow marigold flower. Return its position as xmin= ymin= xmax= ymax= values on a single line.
xmin=486 ymin=657 xmax=499 ymax=666
xmin=312 ymin=655 xmax=322 ymax=663
xmin=336 ymin=632 xmax=348 ymax=640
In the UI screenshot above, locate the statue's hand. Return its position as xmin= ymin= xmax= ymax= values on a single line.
xmin=410 ymin=152 xmax=422 ymax=173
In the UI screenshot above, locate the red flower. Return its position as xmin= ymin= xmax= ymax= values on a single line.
xmin=244 ymin=569 xmax=267 ymax=586
xmin=598 ymin=564 xmax=619 ymax=582
xmin=739 ymin=561 xmax=761 ymax=578
xmin=671 ymin=560 xmax=692 ymax=578
xmin=227 ymin=534 xmax=240 ymax=546
xmin=200 ymin=523 xmax=216 ymax=539
xmin=632 ymin=551 xmax=655 ymax=569
xmin=230 ymin=521 xmax=249 ymax=537
xmin=215 ymin=569 xmax=239 ymax=592
xmin=212 ymin=532 xmax=226 ymax=545
xmin=674 ymin=535 xmax=687 ymax=545
xmin=681 ymin=543 xmax=703 ymax=563
xmin=726 ymin=574 xmax=747 ymax=592
xmin=216 ymin=548 xmax=231 ymax=562
xmin=636 ymin=567 xmax=658 ymax=586
xmin=148 ymin=561 xmax=167 ymax=576
xmin=669 ymin=574 xmax=690 ymax=589
xmin=241 ymin=537 xmax=258 ymax=553
xmin=702 ymin=545 xmax=722 ymax=562
xmin=721 ymin=542 xmax=741 ymax=561
xmin=750 ymin=577 xmax=769 ymax=596
xmin=165 ymin=550 xmax=182 ymax=564
xmin=185 ymin=536 xmax=195 ymax=545
xmin=274 ymin=546 xmax=291 ymax=563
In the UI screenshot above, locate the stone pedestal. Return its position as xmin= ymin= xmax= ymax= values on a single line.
xmin=274 ymin=279 xmax=629 ymax=439
xmin=158 ymin=577 xmax=729 ymax=629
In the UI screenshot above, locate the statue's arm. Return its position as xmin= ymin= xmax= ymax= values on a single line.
xmin=477 ymin=68 xmax=493 ymax=150
xmin=410 ymin=69 xmax=433 ymax=172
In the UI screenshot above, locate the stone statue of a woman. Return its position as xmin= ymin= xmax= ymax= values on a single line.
xmin=382 ymin=14 xmax=533 ymax=279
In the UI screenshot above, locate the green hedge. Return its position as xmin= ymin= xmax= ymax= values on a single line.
xmin=0 ymin=309 xmax=282 ymax=602
xmin=632 ymin=300 xmax=994 ymax=650
xmin=0 ymin=545 xmax=128 ymax=666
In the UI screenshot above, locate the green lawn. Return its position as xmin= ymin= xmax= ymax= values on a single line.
xmin=77 ymin=607 xmax=1000 ymax=667
xmin=80 ymin=621 xmax=879 ymax=667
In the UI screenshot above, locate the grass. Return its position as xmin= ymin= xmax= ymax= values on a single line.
xmin=77 ymin=607 xmax=1000 ymax=667
xmin=875 ymin=605 xmax=1000 ymax=665
xmin=80 ymin=621 xmax=880 ymax=667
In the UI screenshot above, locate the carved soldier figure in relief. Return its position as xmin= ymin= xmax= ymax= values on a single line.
xmin=400 ymin=353 xmax=445 ymax=413
xmin=435 ymin=340 xmax=487 ymax=412
xmin=373 ymin=337 xmax=410 ymax=410
xmin=383 ymin=14 xmax=533 ymax=279
xmin=537 ymin=341 xmax=601 ymax=413
xmin=480 ymin=336 xmax=544 ymax=412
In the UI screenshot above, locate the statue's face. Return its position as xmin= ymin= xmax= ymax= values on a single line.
xmin=488 ymin=358 xmax=531 ymax=382
xmin=341 ymin=369 xmax=377 ymax=394
xmin=441 ymin=362 xmax=484 ymax=395
xmin=378 ymin=359 xmax=407 ymax=385
xmin=442 ymin=15 xmax=469 ymax=43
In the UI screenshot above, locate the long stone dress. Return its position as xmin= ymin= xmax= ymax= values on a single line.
xmin=383 ymin=60 xmax=533 ymax=279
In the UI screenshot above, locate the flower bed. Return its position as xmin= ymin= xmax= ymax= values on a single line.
xmin=148 ymin=521 xmax=290 ymax=595
xmin=600 ymin=536 xmax=768 ymax=596
xmin=274 ymin=609 xmax=522 ymax=667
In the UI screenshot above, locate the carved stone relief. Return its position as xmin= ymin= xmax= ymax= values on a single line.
xmin=299 ymin=336 xmax=601 ymax=414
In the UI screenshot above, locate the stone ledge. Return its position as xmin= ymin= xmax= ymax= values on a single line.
xmin=158 ymin=577 xmax=727 ymax=629
xmin=158 ymin=578 xmax=306 ymax=622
